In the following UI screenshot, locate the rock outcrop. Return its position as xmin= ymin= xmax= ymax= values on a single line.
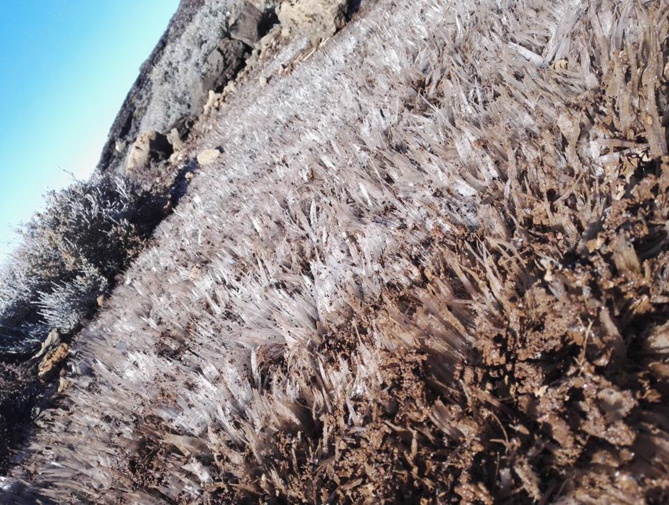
xmin=277 ymin=0 xmax=349 ymax=39
xmin=228 ymin=1 xmax=263 ymax=46
xmin=198 ymin=38 xmax=249 ymax=108
xmin=125 ymin=130 xmax=173 ymax=172
xmin=96 ymin=0 xmax=269 ymax=176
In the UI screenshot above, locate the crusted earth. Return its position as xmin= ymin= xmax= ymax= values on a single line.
xmin=2 ymin=0 xmax=669 ymax=504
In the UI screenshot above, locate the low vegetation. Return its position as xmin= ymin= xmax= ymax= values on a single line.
xmin=1 ymin=176 xmax=150 ymax=350
xmin=0 ymin=174 xmax=168 ymax=470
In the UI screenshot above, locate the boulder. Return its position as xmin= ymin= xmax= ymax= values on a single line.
xmin=126 ymin=131 xmax=174 ymax=172
xmin=199 ymin=38 xmax=248 ymax=105
xmin=167 ymin=128 xmax=185 ymax=151
xmin=277 ymin=0 xmax=349 ymax=39
xmin=197 ymin=149 xmax=222 ymax=166
xmin=38 ymin=343 xmax=70 ymax=381
xmin=228 ymin=2 xmax=263 ymax=47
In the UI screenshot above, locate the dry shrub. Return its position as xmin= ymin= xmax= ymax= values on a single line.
xmin=0 ymin=175 xmax=150 ymax=342
xmin=0 ymin=175 xmax=146 ymax=352
xmin=0 ymin=174 xmax=165 ymax=476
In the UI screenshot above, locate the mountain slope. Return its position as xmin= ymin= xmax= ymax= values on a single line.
xmin=3 ymin=0 xmax=669 ymax=503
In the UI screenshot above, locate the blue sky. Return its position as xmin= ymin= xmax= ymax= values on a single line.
xmin=0 ymin=0 xmax=179 ymax=260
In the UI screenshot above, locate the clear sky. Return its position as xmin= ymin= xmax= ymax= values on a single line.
xmin=0 ymin=0 xmax=180 ymax=261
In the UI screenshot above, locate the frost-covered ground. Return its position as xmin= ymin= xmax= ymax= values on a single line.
xmin=4 ymin=0 xmax=669 ymax=503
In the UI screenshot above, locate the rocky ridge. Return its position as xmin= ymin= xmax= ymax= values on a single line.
xmin=96 ymin=0 xmax=271 ymax=176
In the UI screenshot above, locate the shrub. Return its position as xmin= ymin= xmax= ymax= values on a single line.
xmin=22 ymin=174 xmax=143 ymax=278
xmin=0 ymin=174 xmax=151 ymax=350
xmin=35 ymin=264 xmax=109 ymax=334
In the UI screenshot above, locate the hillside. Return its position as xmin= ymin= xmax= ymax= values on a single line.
xmin=2 ymin=0 xmax=669 ymax=503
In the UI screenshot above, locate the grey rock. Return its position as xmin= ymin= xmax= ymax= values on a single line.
xmin=201 ymin=38 xmax=249 ymax=99
xmin=229 ymin=2 xmax=263 ymax=47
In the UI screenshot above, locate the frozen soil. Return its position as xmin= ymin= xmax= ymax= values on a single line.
xmin=3 ymin=0 xmax=669 ymax=503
